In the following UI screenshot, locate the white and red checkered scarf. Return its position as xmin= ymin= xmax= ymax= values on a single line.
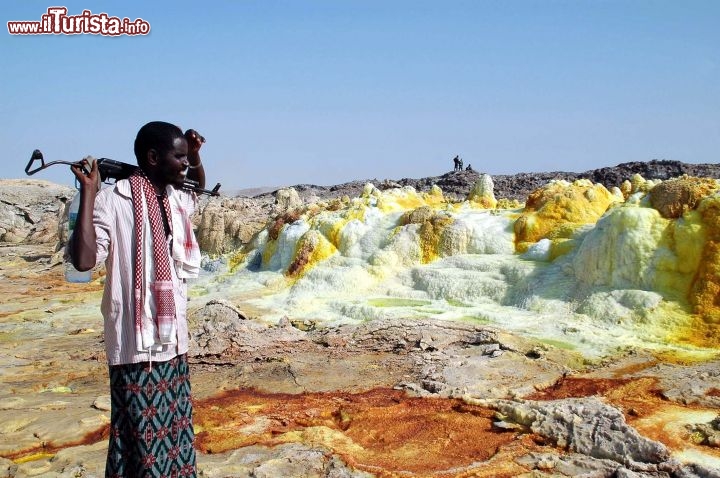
xmin=129 ymin=171 xmax=176 ymax=352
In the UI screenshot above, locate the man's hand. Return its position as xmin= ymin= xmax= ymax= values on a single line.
xmin=184 ymin=129 xmax=206 ymax=189
xmin=70 ymin=157 xmax=100 ymax=192
xmin=185 ymin=129 xmax=205 ymax=154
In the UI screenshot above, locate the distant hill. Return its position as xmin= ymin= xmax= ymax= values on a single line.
xmin=251 ymin=159 xmax=720 ymax=202
xmin=229 ymin=186 xmax=282 ymax=198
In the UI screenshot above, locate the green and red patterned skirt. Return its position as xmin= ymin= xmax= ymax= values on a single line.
xmin=106 ymin=354 xmax=196 ymax=478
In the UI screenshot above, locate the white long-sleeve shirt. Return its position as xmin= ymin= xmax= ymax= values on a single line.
xmin=92 ymin=179 xmax=195 ymax=365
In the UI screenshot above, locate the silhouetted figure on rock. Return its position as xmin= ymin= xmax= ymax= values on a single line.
xmin=453 ymin=155 xmax=460 ymax=171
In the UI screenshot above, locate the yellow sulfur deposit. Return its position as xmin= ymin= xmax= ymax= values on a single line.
xmin=311 ymin=205 xmax=366 ymax=250
xmin=372 ymin=184 xmax=446 ymax=213
xmin=514 ymin=179 xmax=619 ymax=253
xmin=286 ymin=230 xmax=338 ymax=279
xmin=261 ymin=235 xmax=279 ymax=268
xmin=418 ymin=214 xmax=453 ymax=263
xmin=399 ymin=206 xmax=454 ymax=263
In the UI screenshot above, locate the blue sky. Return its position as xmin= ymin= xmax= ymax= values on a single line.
xmin=2 ymin=1 xmax=718 ymax=192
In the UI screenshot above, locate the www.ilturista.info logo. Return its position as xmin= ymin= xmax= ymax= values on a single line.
xmin=7 ymin=7 xmax=150 ymax=36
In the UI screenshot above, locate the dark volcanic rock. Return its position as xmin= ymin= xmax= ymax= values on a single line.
xmin=585 ymin=160 xmax=720 ymax=186
xmin=257 ymin=160 xmax=720 ymax=203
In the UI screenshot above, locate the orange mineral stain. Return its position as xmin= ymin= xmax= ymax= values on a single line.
xmin=525 ymin=377 xmax=633 ymax=401
xmin=2 ymin=425 xmax=109 ymax=462
xmin=194 ymin=388 xmax=529 ymax=476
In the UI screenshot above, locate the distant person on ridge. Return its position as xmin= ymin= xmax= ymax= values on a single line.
xmin=453 ymin=155 xmax=460 ymax=171
xmin=68 ymin=121 xmax=206 ymax=477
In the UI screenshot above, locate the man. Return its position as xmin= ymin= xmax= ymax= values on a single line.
xmin=69 ymin=121 xmax=205 ymax=477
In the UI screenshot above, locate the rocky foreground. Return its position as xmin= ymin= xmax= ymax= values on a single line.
xmin=1 ymin=161 xmax=720 ymax=477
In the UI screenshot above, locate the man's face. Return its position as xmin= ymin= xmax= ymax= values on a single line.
xmin=155 ymin=136 xmax=189 ymax=188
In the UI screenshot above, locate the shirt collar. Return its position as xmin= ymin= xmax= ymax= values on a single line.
xmin=116 ymin=179 xmax=132 ymax=198
xmin=116 ymin=179 xmax=176 ymax=199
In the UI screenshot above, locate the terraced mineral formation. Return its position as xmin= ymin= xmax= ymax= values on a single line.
xmin=207 ymin=174 xmax=720 ymax=357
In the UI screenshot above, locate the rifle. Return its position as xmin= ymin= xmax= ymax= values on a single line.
xmin=25 ymin=149 xmax=221 ymax=197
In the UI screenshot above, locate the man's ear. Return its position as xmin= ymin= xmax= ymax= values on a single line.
xmin=146 ymin=148 xmax=159 ymax=167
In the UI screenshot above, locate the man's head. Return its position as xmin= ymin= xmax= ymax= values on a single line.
xmin=134 ymin=121 xmax=189 ymax=189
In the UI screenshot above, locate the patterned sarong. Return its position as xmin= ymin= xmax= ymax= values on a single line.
xmin=106 ymin=354 xmax=196 ymax=478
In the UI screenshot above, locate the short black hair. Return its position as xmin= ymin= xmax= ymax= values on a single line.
xmin=134 ymin=121 xmax=184 ymax=168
